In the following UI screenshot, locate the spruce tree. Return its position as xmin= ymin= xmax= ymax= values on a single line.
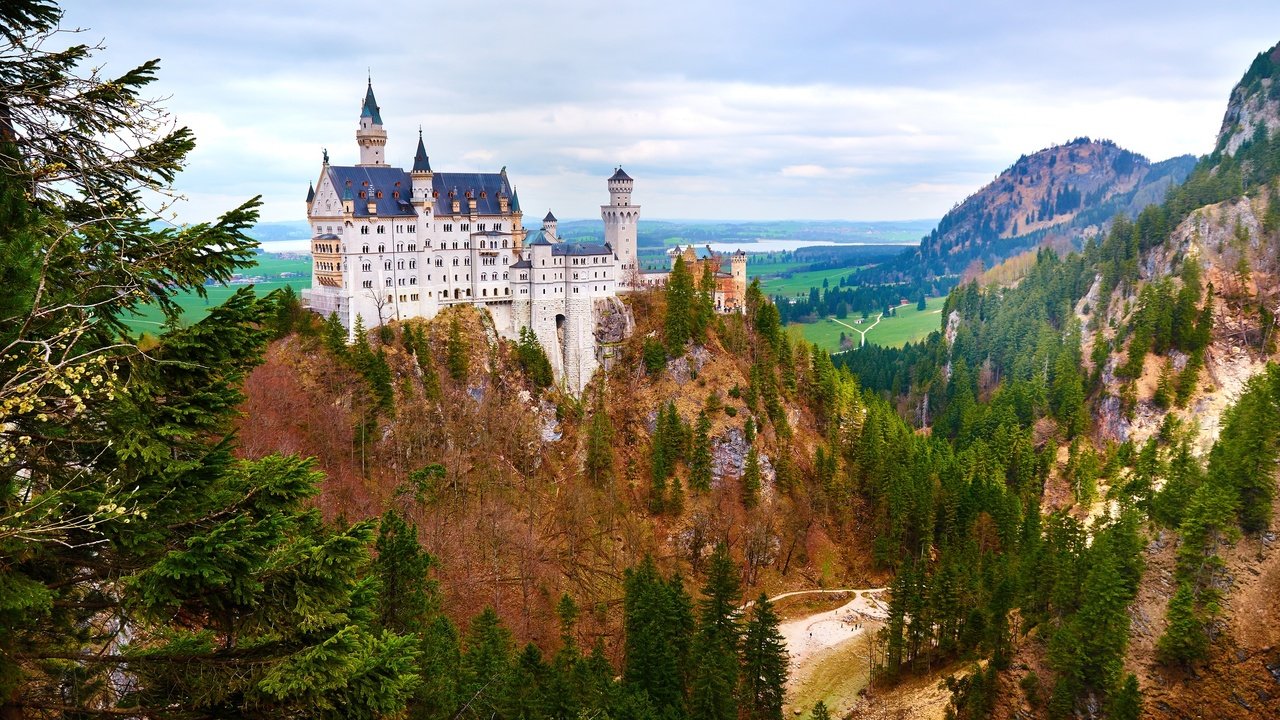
xmin=459 ymin=607 xmax=515 ymax=718
xmin=689 ymin=543 xmax=741 ymax=720
xmin=1109 ymin=674 xmax=1143 ymax=720
xmin=446 ymin=313 xmax=470 ymax=382
xmin=0 ymin=4 xmax=419 ymax=715
xmin=811 ymin=700 xmax=832 ymax=720
xmin=585 ymin=387 xmax=616 ymax=486
xmin=666 ymin=255 xmax=695 ymax=354
xmin=623 ymin=557 xmax=693 ymax=716
xmin=1157 ymin=581 xmax=1207 ymax=668
xmin=742 ymin=445 xmax=762 ymax=508
xmin=740 ymin=593 xmax=788 ymax=720
xmin=690 ymin=410 xmax=714 ymax=492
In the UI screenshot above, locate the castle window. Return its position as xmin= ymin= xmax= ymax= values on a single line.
xmin=505 ymin=288 xmax=510 ymax=295
xmin=482 ymin=289 xmax=487 ymax=297
xmin=502 ymin=257 xmax=508 ymax=264
xmin=398 ymin=278 xmax=405 ymax=286
xmin=411 ymin=293 xmax=419 ymax=301
xmin=436 ymin=258 xmax=443 ymax=267
xmin=463 ymin=242 xmax=469 ymax=249
xmin=408 ymin=225 xmax=415 ymax=233
xmin=444 ymin=224 xmax=453 ymax=233
xmin=378 ymin=244 xmax=385 ymax=252
xmin=453 ymin=258 xmax=459 ymax=266
xmin=503 ymin=272 xmax=508 ymax=280
xmin=461 ymin=224 xmax=470 ymax=232
xmin=362 ymin=280 xmax=372 ymax=289
xmin=502 ymin=239 xmax=507 ymax=248
xmin=377 ymin=225 xmax=386 ymax=234
xmin=384 ymin=261 xmax=392 ymax=270
xmin=410 ymin=277 xmax=417 ymax=285
xmin=408 ymin=243 xmax=416 ymax=251
xmin=574 ymin=287 xmax=579 ymax=293
xmin=362 ymin=245 xmax=369 ymax=253
xmin=397 ymin=243 xmax=403 ymax=252
xmin=495 ymin=224 xmax=502 ymax=232
xmin=360 ymin=226 xmax=369 ymax=235
xmin=358 ymin=191 xmax=366 ymax=199
xmin=452 ymin=242 xmax=457 ymax=249
xmin=362 ymin=262 xmax=371 ymax=272
xmin=385 ymin=278 xmax=393 ymax=287
xmin=409 ymin=260 xmax=416 ymax=269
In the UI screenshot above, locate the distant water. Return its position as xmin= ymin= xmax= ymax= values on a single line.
xmin=256 ymin=238 xmax=913 ymax=255
xmin=258 ymin=240 xmax=311 ymax=254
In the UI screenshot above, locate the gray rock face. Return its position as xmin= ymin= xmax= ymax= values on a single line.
xmin=711 ymin=427 xmax=774 ymax=488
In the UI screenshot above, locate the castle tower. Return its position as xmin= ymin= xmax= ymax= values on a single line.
xmin=410 ymin=129 xmax=433 ymax=208
xmin=730 ymin=249 xmax=748 ymax=312
xmin=356 ymin=80 xmax=388 ymax=166
xmin=601 ymin=168 xmax=639 ymax=283
xmin=543 ymin=210 xmax=558 ymax=240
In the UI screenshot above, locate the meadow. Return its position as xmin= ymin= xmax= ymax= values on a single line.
xmin=123 ymin=253 xmax=310 ymax=334
xmin=790 ymin=296 xmax=946 ymax=352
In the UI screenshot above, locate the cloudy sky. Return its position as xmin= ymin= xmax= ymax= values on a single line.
xmin=56 ymin=1 xmax=1280 ymax=223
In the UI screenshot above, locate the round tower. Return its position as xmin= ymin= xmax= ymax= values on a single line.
xmin=356 ymin=80 xmax=388 ymax=166
xmin=730 ymin=250 xmax=748 ymax=312
xmin=543 ymin=210 xmax=558 ymax=239
xmin=601 ymin=167 xmax=639 ymax=285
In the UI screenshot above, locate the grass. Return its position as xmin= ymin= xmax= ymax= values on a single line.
xmin=757 ymin=267 xmax=864 ymax=298
xmin=121 ymin=253 xmax=311 ymax=334
xmin=790 ymin=296 xmax=947 ymax=353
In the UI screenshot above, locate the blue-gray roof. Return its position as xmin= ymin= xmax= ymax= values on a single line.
xmin=610 ymin=167 xmax=632 ymax=181
xmin=361 ymin=82 xmax=383 ymax=125
xmin=326 ymin=166 xmax=417 ymax=217
xmin=552 ymin=242 xmax=612 ymax=257
xmin=306 ymin=182 xmax=315 ymax=203
xmin=412 ymin=133 xmax=431 ymax=173
xmin=433 ymin=172 xmax=514 ymax=215
xmin=543 ymin=210 xmax=557 ymax=222
xmin=528 ymin=229 xmax=554 ymax=246
xmin=511 ymin=188 xmax=522 ymax=212
xmin=511 ymin=259 xmax=532 ymax=269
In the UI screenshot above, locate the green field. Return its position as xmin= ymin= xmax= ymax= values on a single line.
xmin=791 ymin=296 xmax=946 ymax=352
xmin=757 ymin=266 xmax=863 ymax=298
xmin=122 ymin=254 xmax=310 ymax=334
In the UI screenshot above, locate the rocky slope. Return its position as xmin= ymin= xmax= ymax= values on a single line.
xmin=1217 ymin=41 xmax=1280 ymax=156
xmin=912 ymin=139 xmax=1194 ymax=277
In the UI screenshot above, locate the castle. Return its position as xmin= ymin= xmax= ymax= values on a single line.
xmin=302 ymin=81 xmax=743 ymax=392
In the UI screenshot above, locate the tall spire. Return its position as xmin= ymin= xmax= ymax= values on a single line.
xmin=305 ymin=182 xmax=315 ymax=203
xmin=360 ymin=79 xmax=383 ymax=126
xmin=412 ymin=127 xmax=431 ymax=173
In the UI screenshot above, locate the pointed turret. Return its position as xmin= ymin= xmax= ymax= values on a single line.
xmin=360 ymin=80 xmax=383 ymax=125
xmin=306 ymin=182 xmax=315 ymax=203
xmin=412 ymin=130 xmax=431 ymax=173
xmin=542 ymin=210 xmax=558 ymax=239
xmin=511 ymin=188 xmax=522 ymax=212
xmin=356 ymin=79 xmax=388 ymax=166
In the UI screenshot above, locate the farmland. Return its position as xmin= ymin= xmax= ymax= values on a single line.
xmin=790 ymin=296 xmax=946 ymax=352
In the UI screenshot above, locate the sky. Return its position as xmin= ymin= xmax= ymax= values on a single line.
xmin=54 ymin=1 xmax=1280 ymax=223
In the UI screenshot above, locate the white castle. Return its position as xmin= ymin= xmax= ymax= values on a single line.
xmin=302 ymin=81 xmax=640 ymax=392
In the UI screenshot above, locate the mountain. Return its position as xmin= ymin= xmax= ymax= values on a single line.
xmin=1216 ymin=41 xmax=1280 ymax=155
xmin=910 ymin=139 xmax=1195 ymax=276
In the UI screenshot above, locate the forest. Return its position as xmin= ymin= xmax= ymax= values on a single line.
xmin=4 ymin=2 xmax=1280 ymax=719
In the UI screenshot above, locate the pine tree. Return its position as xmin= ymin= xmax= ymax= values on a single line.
xmin=666 ymin=255 xmax=695 ymax=354
xmin=1109 ymin=673 xmax=1143 ymax=720
xmin=742 ymin=445 xmax=762 ymax=508
xmin=623 ymin=557 xmax=694 ymax=716
xmin=740 ymin=593 xmax=788 ymax=720
xmin=689 ymin=543 xmax=741 ymax=720
xmin=584 ymin=387 xmax=616 ymax=486
xmin=1157 ymin=581 xmax=1207 ymax=668
xmin=0 ymin=4 xmax=419 ymax=715
xmin=517 ymin=325 xmax=554 ymax=388
xmin=690 ymin=410 xmax=714 ymax=492
xmin=446 ymin=312 xmax=469 ymax=382
xmin=324 ymin=311 xmax=348 ymax=355
xmin=811 ymin=701 xmax=832 ymax=720
xmin=459 ymin=607 xmax=515 ymax=718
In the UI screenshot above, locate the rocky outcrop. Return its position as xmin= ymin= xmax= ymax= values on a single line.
xmin=1217 ymin=42 xmax=1280 ymax=156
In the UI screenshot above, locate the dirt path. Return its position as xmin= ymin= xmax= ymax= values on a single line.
xmin=776 ymin=588 xmax=888 ymax=668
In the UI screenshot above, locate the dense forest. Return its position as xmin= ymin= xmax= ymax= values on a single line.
xmin=3 ymin=2 xmax=1280 ymax=719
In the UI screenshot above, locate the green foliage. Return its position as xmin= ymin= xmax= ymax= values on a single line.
xmin=0 ymin=4 xmax=418 ymax=714
xmin=643 ymin=336 xmax=667 ymax=375
xmin=584 ymin=387 xmax=615 ymax=486
xmin=689 ymin=544 xmax=741 ymax=720
xmin=1157 ymin=581 xmax=1208 ymax=668
xmin=739 ymin=594 xmax=787 ymax=720
xmin=516 ymin=325 xmax=554 ymax=389
xmin=622 ymin=556 xmax=694 ymax=716
xmin=742 ymin=446 xmax=762 ymax=508
xmin=446 ymin=313 xmax=469 ymax=382
xmin=690 ymin=411 xmax=714 ymax=492
xmin=666 ymin=255 xmax=695 ymax=354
